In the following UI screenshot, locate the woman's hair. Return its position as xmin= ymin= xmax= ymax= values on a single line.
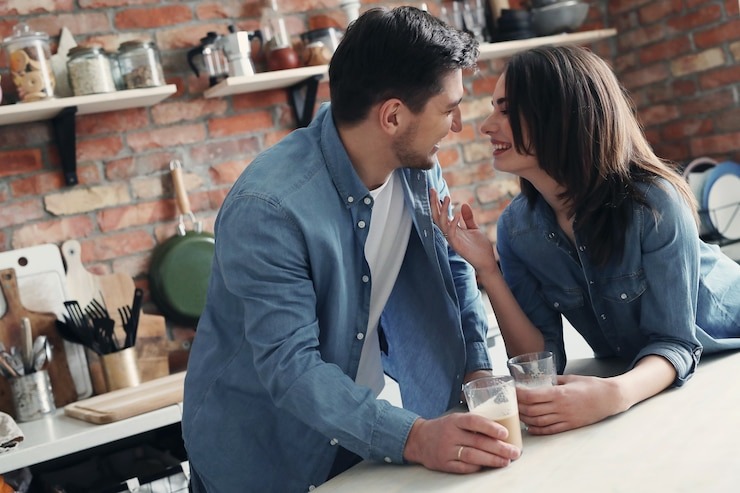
xmin=504 ymin=45 xmax=697 ymax=266
xmin=329 ymin=6 xmax=478 ymax=126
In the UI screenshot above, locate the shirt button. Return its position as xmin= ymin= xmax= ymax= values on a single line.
xmin=347 ymin=196 xmax=354 ymax=203
xmin=620 ymin=293 xmax=627 ymax=300
xmin=356 ymin=333 xmax=364 ymax=340
xmin=589 ymin=281 xmax=594 ymax=285
xmin=364 ymin=197 xmax=372 ymax=205
xmin=601 ymin=314 xmax=607 ymax=320
xmin=553 ymin=302 xmax=560 ymax=308
xmin=423 ymin=230 xmax=428 ymax=237
xmin=330 ymin=438 xmax=338 ymax=446
xmin=548 ymin=232 xmax=556 ymax=239
xmin=579 ymin=246 xmax=586 ymax=251
xmin=384 ymin=457 xmax=392 ymax=463
xmin=309 ymin=486 xmax=316 ymax=491
xmin=358 ymin=220 xmax=366 ymax=228
xmin=362 ymin=275 xmax=369 ymax=283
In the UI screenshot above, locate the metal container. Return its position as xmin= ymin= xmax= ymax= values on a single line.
xmin=101 ymin=347 xmax=141 ymax=391
xmin=67 ymin=45 xmax=117 ymax=96
xmin=117 ymin=40 xmax=165 ymax=89
xmin=2 ymin=22 xmax=56 ymax=102
xmin=10 ymin=370 xmax=56 ymax=422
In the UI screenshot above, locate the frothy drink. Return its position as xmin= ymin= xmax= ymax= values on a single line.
xmin=470 ymin=398 xmax=523 ymax=450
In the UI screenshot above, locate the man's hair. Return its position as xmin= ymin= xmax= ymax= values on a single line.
xmin=504 ymin=45 xmax=697 ymax=265
xmin=328 ymin=6 xmax=478 ymax=126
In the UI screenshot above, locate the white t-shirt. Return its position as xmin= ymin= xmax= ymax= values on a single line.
xmin=355 ymin=172 xmax=412 ymax=396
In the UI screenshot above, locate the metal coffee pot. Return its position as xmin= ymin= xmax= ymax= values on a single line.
xmin=187 ymin=31 xmax=229 ymax=86
xmin=222 ymin=27 xmax=262 ymax=77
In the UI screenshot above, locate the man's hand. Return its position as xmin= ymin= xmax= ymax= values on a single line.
xmin=403 ymin=413 xmax=521 ymax=474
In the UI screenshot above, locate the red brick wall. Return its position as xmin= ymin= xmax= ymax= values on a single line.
xmin=0 ymin=1 xmax=736 ymax=326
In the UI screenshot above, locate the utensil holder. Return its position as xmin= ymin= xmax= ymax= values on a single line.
xmin=10 ymin=370 xmax=56 ymax=422
xmin=101 ymin=347 xmax=141 ymax=391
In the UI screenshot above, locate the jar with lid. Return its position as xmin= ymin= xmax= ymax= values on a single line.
xmin=67 ymin=45 xmax=116 ymax=96
xmin=2 ymin=22 xmax=56 ymax=102
xmin=117 ymin=40 xmax=165 ymax=89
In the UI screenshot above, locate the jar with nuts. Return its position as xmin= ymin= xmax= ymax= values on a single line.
xmin=117 ymin=40 xmax=165 ymax=89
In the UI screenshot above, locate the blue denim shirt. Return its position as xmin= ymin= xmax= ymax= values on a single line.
xmin=182 ymin=104 xmax=490 ymax=492
xmin=497 ymin=179 xmax=740 ymax=385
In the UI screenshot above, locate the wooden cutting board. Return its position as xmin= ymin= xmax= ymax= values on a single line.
xmin=0 ymin=269 xmax=79 ymax=417
xmin=0 ymin=243 xmax=93 ymax=399
xmin=61 ymin=239 xmax=171 ymax=394
xmin=64 ymin=371 xmax=185 ymax=424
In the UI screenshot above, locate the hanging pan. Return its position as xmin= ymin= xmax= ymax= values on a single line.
xmin=148 ymin=160 xmax=215 ymax=326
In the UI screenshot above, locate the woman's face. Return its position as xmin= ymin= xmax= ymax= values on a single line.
xmin=479 ymin=73 xmax=540 ymax=178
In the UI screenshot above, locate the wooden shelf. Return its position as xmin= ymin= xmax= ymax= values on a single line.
xmin=477 ymin=28 xmax=616 ymax=59
xmin=204 ymin=65 xmax=327 ymax=98
xmin=203 ymin=29 xmax=617 ymax=99
xmin=0 ymin=84 xmax=177 ymax=126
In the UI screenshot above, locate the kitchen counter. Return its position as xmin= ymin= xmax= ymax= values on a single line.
xmin=0 ymin=403 xmax=182 ymax=474
xmin=316 ymin=352 xmax=740 ymax=492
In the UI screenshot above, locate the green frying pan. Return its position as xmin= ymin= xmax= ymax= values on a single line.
xmin=149 ymin=160 xmax=215 ymax=327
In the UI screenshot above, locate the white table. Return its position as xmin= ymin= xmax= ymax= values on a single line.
xmin=316 ymin=352 xmax=740 ymax=492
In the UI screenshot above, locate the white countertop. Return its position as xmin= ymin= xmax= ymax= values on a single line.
xmin=317 ymin=352 xmax=740 ymax=492
xmin=1 ymin=403 xmax=182 ymax=474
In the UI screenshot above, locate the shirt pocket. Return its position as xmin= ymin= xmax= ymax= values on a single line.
xmin=540 ymin=285 xmax=585 ymax=312
xmin=599 ymin=270 xmax=647 ymax=303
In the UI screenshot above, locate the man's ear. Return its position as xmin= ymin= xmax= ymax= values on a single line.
xmin=377 ymin=98 xmax=405 ymax=136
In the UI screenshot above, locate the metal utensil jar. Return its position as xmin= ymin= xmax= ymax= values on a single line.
xmin=117 ymin=40 xmax=165 ymax=89
xmin=67 ymin=46 xmax=116 ymax=96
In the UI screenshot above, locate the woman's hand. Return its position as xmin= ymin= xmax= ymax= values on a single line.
xmin=515 ymin=375 xmax=625 ymax=434
xmin=429 ymin=188 xmax=499 ymax=275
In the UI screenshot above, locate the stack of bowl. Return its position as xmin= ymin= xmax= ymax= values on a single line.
xmin=530 ymin=0 xmax=590 ymax=37
xmin=494 ymin=9 xmax=536 ymax=41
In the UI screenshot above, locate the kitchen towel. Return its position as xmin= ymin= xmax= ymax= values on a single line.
xmin=0 ymin=411 xmax=24 ymax=452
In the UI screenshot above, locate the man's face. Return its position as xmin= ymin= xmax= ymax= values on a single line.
xmin=392 ymin=70 xmax=464 ymax=170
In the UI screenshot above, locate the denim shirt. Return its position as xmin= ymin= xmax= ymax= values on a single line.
xmin=497 ymin=179 xmax=740 ymax=385
xmin=182 ymin=104 xmax=490 ymax=492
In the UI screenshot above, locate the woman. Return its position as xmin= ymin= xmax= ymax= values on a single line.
xmin=431 ymin=45 xmax=740 ymax=435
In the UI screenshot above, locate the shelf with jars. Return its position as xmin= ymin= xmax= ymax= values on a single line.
xmin=1 ymin=22 xmax=176 ymax=186
xmin=202 ymin=28 xmax=616 ymax=127
xmin=0 ymin=84 xmax=176 ymax=126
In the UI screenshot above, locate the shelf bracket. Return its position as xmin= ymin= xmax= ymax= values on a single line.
xmin=51 ymin=106 xmax=79 ymax=186
xmin=287 ymin=75 xmax=321 ymax=128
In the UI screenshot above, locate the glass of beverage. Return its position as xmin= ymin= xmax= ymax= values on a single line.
xmin=463 ymin=375 xmax=523 ymax=450
xmin=507 ymin=351 xmax=557 ymax=389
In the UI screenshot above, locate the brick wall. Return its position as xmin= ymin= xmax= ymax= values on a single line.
xmin=0 ymin=0 xmax=737 ymax=327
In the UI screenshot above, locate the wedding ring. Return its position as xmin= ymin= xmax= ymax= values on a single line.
xmin=457 ymin=445 xmax=464 ymax=461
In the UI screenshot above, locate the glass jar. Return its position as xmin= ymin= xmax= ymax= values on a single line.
xmin=2 ymin=22 xmax=56 ymax=102
xmin=67 ymin=46 xmax=116 ymax=96
xmin=117 ymin=40 xmax=165 ymax=89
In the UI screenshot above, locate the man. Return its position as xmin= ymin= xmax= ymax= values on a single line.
xmin=182 ymin=7 xmax=520 ymax=492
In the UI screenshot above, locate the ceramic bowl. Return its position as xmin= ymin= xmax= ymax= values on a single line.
xmin=531 ymin=0 xmax=589 ymax=36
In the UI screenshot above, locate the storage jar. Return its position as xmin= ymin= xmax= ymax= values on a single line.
xmin=2 ymin=22 xmax=56 ymax=102
xmin=67 ymin=46 xmax=116 ymax=96
xmin=117 ymin=40 xmax=165 ymax=89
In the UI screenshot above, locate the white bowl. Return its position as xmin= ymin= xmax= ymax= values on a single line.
xmin=531 ymin=1 xmax=589 ymax=36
